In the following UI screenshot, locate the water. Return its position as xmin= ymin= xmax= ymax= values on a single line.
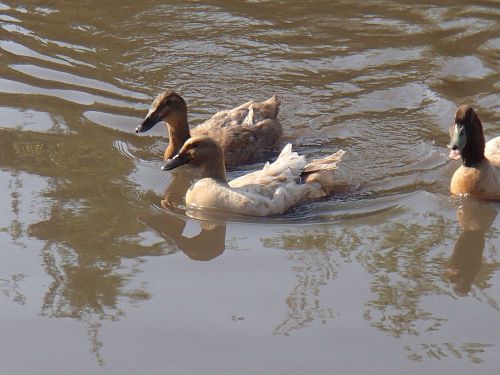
xmin=1 ymin=0 xmax=499 ymax=373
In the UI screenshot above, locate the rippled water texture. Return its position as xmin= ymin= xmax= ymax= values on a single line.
xmin=1 ymin=0 xmax=499 ymax=373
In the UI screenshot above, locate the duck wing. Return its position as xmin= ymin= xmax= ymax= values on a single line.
xmin=221 ymin=144 xmax=319 ymax=216
xmin=485 ymin=137 xmax=500 ymax=164
xmin=229 ymin=143 xmax=305 ymax=197
xmin=192 ymin=95 xmax=280 ymax=134
xmin=191 ymin=96 xmax=282 ymax=167
xmin=215 ymin=118 xmax=283 ymax=168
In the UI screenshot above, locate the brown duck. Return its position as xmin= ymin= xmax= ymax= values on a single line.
xmin=448 ymin=105 xmax=500 ymax=199
xmin=135 ymin=91 xmax=282 ymax=168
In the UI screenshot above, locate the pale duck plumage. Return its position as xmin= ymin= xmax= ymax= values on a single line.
xmin=162 ymin=136 xmax=345 ymax=217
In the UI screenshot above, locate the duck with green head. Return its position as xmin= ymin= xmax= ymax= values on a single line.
xmin=448 ymin=105 xmax=500 ymax=199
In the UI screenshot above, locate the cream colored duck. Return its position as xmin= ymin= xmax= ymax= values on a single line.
xmin=135 ymin=91 xmax=282 ymax=168
xmin=448 ymin=105 xmax=500 ymax=199
xmin=161 ymin=136 xmax=345 ymax=216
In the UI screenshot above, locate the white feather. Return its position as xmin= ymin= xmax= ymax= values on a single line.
xmin=186 ymin=143 xmax=345 ymax=216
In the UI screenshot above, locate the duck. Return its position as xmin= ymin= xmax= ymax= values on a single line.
xmin=448 ymin=105 xmax=500 ymax=199
xmin=161 ymin=136 xmax=345 ymax=217
xmin=135 ymin=91 xmax=282 ymax=168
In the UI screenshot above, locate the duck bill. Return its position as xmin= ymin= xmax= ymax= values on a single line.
xmin=135 ymin=113 xmax=162 ymax=133
xmin=447 ymin=123 xmax=466 ymax=160
xmin=161 ymin=154 xmax=189 ymax=171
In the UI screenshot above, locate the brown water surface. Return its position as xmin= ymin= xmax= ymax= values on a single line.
xmin=1 ymin=0 xmax=500 ymax=373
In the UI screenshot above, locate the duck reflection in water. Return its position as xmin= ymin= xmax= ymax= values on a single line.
xmin=138 ymin=210 xmax=226 ymax=261
xmin=160 ymin=167 xmax=198 ymax=208
xmin=446 ymin=199 xmax=497 ymax=295
xmin=138 ymin=159 xmax=227 ymax=261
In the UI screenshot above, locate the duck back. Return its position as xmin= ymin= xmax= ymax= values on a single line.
xmin=193 ymin=95 xmax=280 ymax=132
xmin=191 ymin=96 xmax=282 ymax=167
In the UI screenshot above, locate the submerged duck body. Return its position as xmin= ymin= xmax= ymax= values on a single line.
xmin=135 ymin=91 xmax=282 ymax=168
xmin=448 ymin=105 xmax=500 ymax=199
xmin=162 ymin=136 xmax=345 ymax=217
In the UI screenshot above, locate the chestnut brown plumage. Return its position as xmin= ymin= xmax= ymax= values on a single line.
xmin=136 ymin=91 xmax=282 ymax=168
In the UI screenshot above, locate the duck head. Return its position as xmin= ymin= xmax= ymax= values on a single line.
xmin=135 ymin=91 xmax=188 ymax=133
xmin=161 ymin=136 xmax=227 ymax=182
xmin=448 ymin=105 xmax=485 ymax=166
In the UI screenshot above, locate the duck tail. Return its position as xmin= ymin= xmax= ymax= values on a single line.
xmin=301 ymin=150 xmax=346 ymax=196
xmin=256 ymin=95 xmax=281 ymax=119
xmin=265 ymin=94 xmax=280 ymax=108
xmin=303 ymin=150 xmax=345 ymax=173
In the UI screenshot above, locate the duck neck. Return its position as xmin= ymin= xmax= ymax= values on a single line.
xmin=462 ymin=150 xmax=485 ymax=167
xmin=201 ymin=158 xmax=227 ymax=183
xmin=210 ymin=168 xmax=227 ymax=183
xmin=165 ymin=117 xmax=191 ymax=159
xmin=462 ymin=125 xmax=485 ymax=168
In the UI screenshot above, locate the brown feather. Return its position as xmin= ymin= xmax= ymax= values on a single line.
xmin=140 ymin=91 xmax=282 ymax=167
